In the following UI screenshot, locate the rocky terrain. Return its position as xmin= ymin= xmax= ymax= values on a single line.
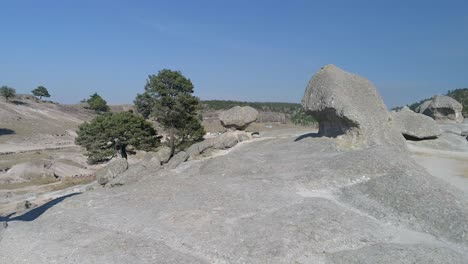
xmin=0 ymin=65 xmax=467 ymax=263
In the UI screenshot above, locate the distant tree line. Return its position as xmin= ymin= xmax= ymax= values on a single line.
xmin=201 ymin=100 xmax=301 ymax=114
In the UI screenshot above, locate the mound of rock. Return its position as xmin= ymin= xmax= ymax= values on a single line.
xmin=301 ymin=64 xmax=405 ymax=150
xmin=0 ymin=162 xmax=55 ymax=184
xmin=391 ymin=107 xmax=441 ymax=140
xmin=219 ymin=106 xmax=258 ymax=130
xmin=416 ymin=95 xmax=464 ymax=123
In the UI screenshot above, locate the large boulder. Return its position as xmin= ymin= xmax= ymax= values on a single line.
xmin=301 ymin=64 xmax=405 ymax=150
xmin=95 ymin=158 xmax=128 ymax=185
xmin=219 ymin=106 xmax=258 ymax=130
xmin=391 ymin=107 xmax=441 ymax=140
xmin=416 ymin=95 xmax=464 ymax=123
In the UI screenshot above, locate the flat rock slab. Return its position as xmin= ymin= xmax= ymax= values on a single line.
xmin=0 ymin=132 xmax=467 ymax=263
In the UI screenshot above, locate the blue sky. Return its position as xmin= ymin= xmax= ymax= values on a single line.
xmin=1 ymin=0 xmax=467 ymax=107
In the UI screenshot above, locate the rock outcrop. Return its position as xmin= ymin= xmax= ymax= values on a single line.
xmin=166 ymin=151 xmax=189 ymax=169
xmin=186 ymin=131 xmax=252 ymax=160
xmin=416 ymin=95 xmax=464 ymax=123
xmin=219 ymin=106 xmax=258 ymax=130
xmin=391 ymin=107 xmax=441 ymax=140
xmin=107 ymin=164 xmax=149 ymax=187
xmin=95 ymin=158 xmax=128 ymax=185
xmin=301 ymin=64 xmax=405 ymax=150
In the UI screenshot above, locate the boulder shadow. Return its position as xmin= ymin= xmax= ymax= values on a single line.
xmin=0 ymin=128 xmax=15 ymax=136
xmin=294 ymin=132 xmax=321 ymax=142
xmin=0 ymin=193 xmax=81 ymax=222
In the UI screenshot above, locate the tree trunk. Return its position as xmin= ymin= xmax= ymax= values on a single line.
xmin=169 ymin=126 xmax=175 ymax=158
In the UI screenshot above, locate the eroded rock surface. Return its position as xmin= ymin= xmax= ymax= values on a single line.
xmin=301 ymin=64 xmax=405 ymax=150
xmin=392 ymin=107 xmax=441 ymax=139
xmin=1 ymin=132 xmax=466 ymax=263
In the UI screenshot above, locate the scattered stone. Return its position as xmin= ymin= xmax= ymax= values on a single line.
xmin=219 ymin=106 xmax=259 ymax=130
xmin=416 ymin=95 xmax=464 ymax=123
xmin=391 ymin=107 xmax=441 ymax=140
xmin=95 ymin=158 xmax=128 ymax=185
xmin=301 ymin=64 xmax=406 ymax=150
xmin=166 ymin=151 xmax=189 ymax=169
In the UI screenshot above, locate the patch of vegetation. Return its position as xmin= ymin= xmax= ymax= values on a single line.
xmin=202 ymin=100 xmax=301 ymax=114
xmin=290 ymin=108 xmax=317 ymax=126
xmin=447 ymin=88 xmax=468 ymax=116
xmin=86 ymin=93 xmax=109 ymax=113
xmin=0 ymin=86 xmax=16 ymax=101
xmin=135 ymin=69 xmax=205 ymax=156
xmin=75 ymin=111 xmax=159 ymax=164
xmin=31 ymin=86 xmax=51 ymax=100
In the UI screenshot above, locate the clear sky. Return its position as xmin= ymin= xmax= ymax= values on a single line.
xmin=1 ymin=0 xmax=467 ymax=108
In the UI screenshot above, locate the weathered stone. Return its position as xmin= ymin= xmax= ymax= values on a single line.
xmin=219 ymin=106 xmax=259 ymax=130
xmin=214 ymin=132 xmax=239 ymax=149
xmin=391 ymin=107 xmax=441 ymax=139
xmin=301 ymin=64 xmax=406 ymax=150
xmin=95 ymin=158 xmax=128 ymax=185
xmin=186 ymin=138 xmax=215 ymax=159
xmin=156 ymin=147 xmax=171 ymax=164
xmin=166 ymin=151 xmax=189 ymax=169
xmin=416 ymin=95 xmax=464 ymax=123
xmin=107 ymin=164 xmax=149 ymax=187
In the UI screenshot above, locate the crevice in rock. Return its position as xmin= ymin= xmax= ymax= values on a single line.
xmin=309 ymin=108 xmax=359 ymax=138
xmin=403 ymin=134 xmax=438 ymax=141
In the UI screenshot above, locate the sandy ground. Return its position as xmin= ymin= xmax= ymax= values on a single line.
xmin=409 ymin=144 xmax=468 ymax=196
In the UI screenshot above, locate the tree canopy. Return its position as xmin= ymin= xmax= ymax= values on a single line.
xmin=0 ymin=86 xmax=16 ymax=101
xmin=87 ymin=93 xmax=109 ymax=112
xmin=135 ymin=69 xmax=205 ymax=156
xmin=75 ymin=111 xmax=159 ymax=164
xmin=31 ymin=86 xmax=51 ymax=99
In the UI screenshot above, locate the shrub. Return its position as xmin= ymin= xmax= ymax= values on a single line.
xmin=0 ymin=86 xmax=16 ymax=101
xmin=75 ymin=111 xmax=159 ymax=164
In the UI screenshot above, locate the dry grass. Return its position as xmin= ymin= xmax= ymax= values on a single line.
xmin=47 ymin=175 xmax=96 ymax=191
xmin=0 ymin=176 xmax=58 ymax=190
